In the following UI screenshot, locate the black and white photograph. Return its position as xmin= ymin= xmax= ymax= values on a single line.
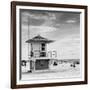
xmin=20 ymin=9 xmax=81 ymax=80
xmin=11 ymin=1 xmax=87 ymax=88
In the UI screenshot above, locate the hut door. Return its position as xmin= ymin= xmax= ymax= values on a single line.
xmin=30 ymin=61 xmax=34 ymax=70
xmin=35 ymin=59 xmax=49 ymax=70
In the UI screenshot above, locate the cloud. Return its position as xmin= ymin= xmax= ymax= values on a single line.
xmin=29 ymin=25 xmax=57 ymax=33
xmin=21 ymin=10 xmax=80 ymax=29
xmin=21 ymin=25 xmax=57 ymax=39
xmin=22 ymin=11 xmax=57 ymax=20
xmin=21 ymin=11 xmax=57 ymax=27
xmin=66 ymin=20 xmax=77 ymax=24
xmin=21 ymin=11 xmax=56 ymax=22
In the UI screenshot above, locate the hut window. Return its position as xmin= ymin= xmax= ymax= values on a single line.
xmin=40 ymin=52 xmax=46 ymax=57
xmin=41 ymin=43 xmax=45 ymax=51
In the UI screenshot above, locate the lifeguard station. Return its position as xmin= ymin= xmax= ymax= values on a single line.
xmin=26 ymin=35 xmax=54 ymax=72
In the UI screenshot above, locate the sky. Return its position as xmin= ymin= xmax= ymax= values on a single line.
xmin=20 ymin=9 xmax=80 ymax=60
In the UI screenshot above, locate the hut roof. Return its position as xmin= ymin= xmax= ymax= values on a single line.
xmin=26 ymin=35 xmax=54 ymax=43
